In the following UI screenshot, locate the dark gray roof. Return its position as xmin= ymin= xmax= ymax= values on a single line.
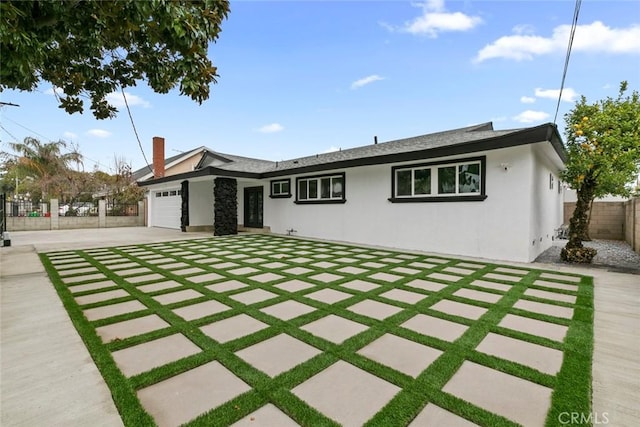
xmin=138 ymin=122 xmax=565 ymax=186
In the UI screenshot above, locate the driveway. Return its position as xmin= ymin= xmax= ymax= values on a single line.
xmin=1 ymin=228 xmax=638 ymax=426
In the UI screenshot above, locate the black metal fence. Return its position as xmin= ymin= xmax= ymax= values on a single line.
xmin=106 ymin=202 xmax=139 ymax=217
xmin=4 ymin=199 xmax=52 ymax=217
xmin=0 ymin=193 xmax=6 ymax=234
xmin=58 ymin=201 xmax=98 ymax=217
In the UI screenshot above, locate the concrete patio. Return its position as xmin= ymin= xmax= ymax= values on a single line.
xmin=1 ymin=228 xmax=638 ymax=426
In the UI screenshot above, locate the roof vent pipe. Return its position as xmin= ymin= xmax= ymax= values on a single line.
xmin=374 ymin=136 xmax=378 ymax=144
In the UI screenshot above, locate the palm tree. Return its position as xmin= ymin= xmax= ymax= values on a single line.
xmin=8 ymin=137 xmax=82 ymax=200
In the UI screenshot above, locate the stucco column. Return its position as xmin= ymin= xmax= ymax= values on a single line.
xmin=50 ymin=198 xmax=59 ymax=230
xmin=138 ymin=201 xmax=145 ymax=226
xmin=98 ymin=200 xmax=106 ymax=228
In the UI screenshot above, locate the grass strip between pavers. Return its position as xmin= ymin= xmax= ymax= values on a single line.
xmin=41 ymin=234 xmax=594 ymax=427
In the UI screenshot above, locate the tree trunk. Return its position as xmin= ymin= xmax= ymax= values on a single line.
xmin=562 ymin=179 xmax=598 ymax=263
xmin=582 ymin=197 xmax=595 ymax=241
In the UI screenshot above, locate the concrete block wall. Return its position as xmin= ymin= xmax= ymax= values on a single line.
xmin=7 ymin=200 xmax=145 ymax=232
xmin=564 ymin=201 xmax=626 ymax=240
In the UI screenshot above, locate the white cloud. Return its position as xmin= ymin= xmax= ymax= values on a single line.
xmin=351 ymin=75 xmax=385 ymax=89
xmin=520 ymin=96 xmax=536 ymax=104
xmin=534 ymin=87 xmax=579 ymax=102
xmin=44 ymin=87 xmax=63 ymax=96
xmin=475 ymin=21 xmax=640 ymax=63
xmin=258 ymin=123 xmax=284 ymax=133
xmin=395 ymin=1 xmax=482 ymax=37
xmin=512 ymin=110 xmax=550 ymax=123
xmin=63 ymin=131 xmax=78 ymax=140
xmin=322 ymin=146 xmax=340 ymax=153
xmin=105 ymin=91 xmax=150 ymax=108
xmin=86 ymin=129 xmax=111 ymax=138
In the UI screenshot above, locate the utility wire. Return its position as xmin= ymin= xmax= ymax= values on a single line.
xmin=121 ymin=87 xmax=151 ymax=172
xmin=553 ymin=0 xmax=582 ymax=124
xmin=0 ymin=124 xmax=20 ymax=143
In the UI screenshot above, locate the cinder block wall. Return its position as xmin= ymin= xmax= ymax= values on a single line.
xmin=624 ymin=198 xmax=640 ymax=254
xmin=564 ymin=201 xmax=625 ymax=240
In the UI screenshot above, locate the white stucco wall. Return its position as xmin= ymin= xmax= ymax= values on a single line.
xmin=188 ymin=180 xmax=214 ymax=226
xmin=263 ymin=145 xmax=552 ymax=262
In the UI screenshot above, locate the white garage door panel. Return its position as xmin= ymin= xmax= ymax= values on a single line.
xmin=152 ymin=189 xmax=181 ymax=229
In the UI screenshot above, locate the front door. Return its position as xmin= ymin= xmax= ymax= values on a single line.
xmin=244 ymin=186 xmax=263 ymax=228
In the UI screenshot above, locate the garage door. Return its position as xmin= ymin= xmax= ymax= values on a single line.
xmin=151 ymin=189 xmax=181 ymax=229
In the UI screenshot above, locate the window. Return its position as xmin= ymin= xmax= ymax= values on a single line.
xmin=390 ymin=157 xmax=486 ymax=202
xmin=270 ymin=179 xmax=291 ymax=198
xmin=296 ymin=173 xmax=345 ymax=204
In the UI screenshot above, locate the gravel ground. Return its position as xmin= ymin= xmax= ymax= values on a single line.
xmin=535 ymin=239 xmax=640 ymax=274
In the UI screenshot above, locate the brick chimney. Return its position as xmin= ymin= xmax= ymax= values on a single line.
xmin=152 ymin=136 xmax=165 ymax=178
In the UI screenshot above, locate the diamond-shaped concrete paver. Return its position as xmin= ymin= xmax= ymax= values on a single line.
xmin=499 ymin=314 xmax=568 ymax=342
xmin=187 ymin=272 xmax=225 ymax=284
xmin=404 ymin=278 xmax=447 ymax=293
xmin=84 ymin=300 xmax=147 ymax=321
xmin=301 ymin=314 xmax=369 ymax=344
xmin=235 ymin=334 xmax=321 ymax=377
xmin=206 ymin=280 xmax=248 ymax=293
xmin=260 ymin=300 xmax=316 ymax=321
xmin=475 ymin=333 xmax=564 ymax=375
xmin=137 ymin=361 xmax=251 ymax=427
xmin=305 ymin=288 xmax=352 ymax=304
xmin=172 ymin=300 xmax=231 ymax=321
xmin=152 ymin=289 xmax=203 ymax=305
xmin=469 ymin=279 xmax=511 ymax=292
xmin=431 ymin=299 xmax=488 ymax=320
xmin=112 ymin=333 xmax=201 ymax=377
xmin=525 ymin=288 xmax=577 ymax=304
xmin=427 ymin=272 xmax=461 ymax=283
xmin=274 ymin=279 xmax=315 ymax=293
xmin=341 ymin=280 xmax=380 ymax=292
xmin=229 ymin=267 xmax=260 ymax=276
xmin=211 ymin=261 xmax=240 ymax=269
xmin=391 ymin=267 xmax=421 ymax=275
xmin=442 ymin=266 xmax=475 ymax=276
xmin=368 ymin=272 xmax=403 ymax=283
xmin=200 ymin=314 xmax=269 ymax=343
xmin=362 ymin=262 xmax=386 ymax=269
xmin=408 ymin=261 xmax=438 ymax=270
xmin=309 ymin=272 xmax=344 ymax=283
xmin=443 ymin=361 xmax=553 ymax=427
xmin=513 ymin=300 xmax=574 ymax=319
xmin=261 ymin=262 xmax=288 ymax=269
xmin=348 ymin=299 xmax=403 ymax=320
xmin=250 ymin=272 xmax=285 ymax=283
xmin=230 ymin=404 xmax=299 ymax=427
xmin=292 ymin=360 xmax=401 ymax=427
xmin=282 ymin=267 xmax=314 ymax=275
xmin=336 ymin=266 xmax=369 ymax=275
xmin=311 ymin=261 xmax=337 ymax=269
xmin=137 ymin=281 xmax=182 ymax=293
xmin=230 ymin=289 xmax=279 ymax=305
xmin=401 ymin=314 xmax=469 ymax=342
xmin=172 ymin=267 xmax=206 ymax=276
xmin=409 ymin=404 xmax=479 ymax=427
xmin=453 ymin=288 xmax=502 ymax=304
xmin=126 ymin=273 xmax=165 ymax=284
xmin=380 ymin=289 xmax=427 ymax=304
xmin=96 ymin=314 xmax=170 ymax=342
xmin=68 ymin=280 xmax=118 ymax=294
xmin=75 ymin=289 xmax=129 ymax=305
xmin=357 ymin=334 xmax=443 ymax=377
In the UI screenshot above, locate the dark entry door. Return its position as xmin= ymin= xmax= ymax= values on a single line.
xmin=244 ymin=186 xmax=263 ymax=228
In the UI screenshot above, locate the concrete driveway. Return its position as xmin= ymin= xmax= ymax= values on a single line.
xmin=1 ymin=227 xmax=638 ymax=426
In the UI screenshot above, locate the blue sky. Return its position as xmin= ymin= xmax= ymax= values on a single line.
xmin=1 ymin=0 xmax=639 ymax=173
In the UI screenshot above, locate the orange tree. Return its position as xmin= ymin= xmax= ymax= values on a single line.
xmin=561 ymin=81 xmax=640 ymax=263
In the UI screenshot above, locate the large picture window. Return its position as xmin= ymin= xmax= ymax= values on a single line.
xmin=295 ymin=173 xmax=346 ymax=204
xmin=390 ymin=157 xmax=486 ymax=203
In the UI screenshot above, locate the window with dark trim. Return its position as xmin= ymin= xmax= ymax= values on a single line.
xmin=269 ymin=179 xmax=292 ymax=198
xmin=295 ymin=173 xmax=346 ymax=204
xmin=389 ymin=156 xmax=487 ymax=203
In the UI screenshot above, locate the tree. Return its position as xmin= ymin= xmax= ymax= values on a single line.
xmin=560 ymin=81 xmax=640 ymax=263
xmin=0 ymin=0 xmax=230 ymax=119
xmin=7 ymin=137 xmax=82 ymax=200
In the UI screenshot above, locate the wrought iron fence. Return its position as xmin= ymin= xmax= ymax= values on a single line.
xmin=5 ymin=198 xmax=51 ymax=217
xmin=106 ymin=202 xmax=139 ymax=217
xmin=58 ymin=201 xmax=98 ymax=216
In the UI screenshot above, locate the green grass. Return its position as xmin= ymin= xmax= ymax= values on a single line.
xmin=41 ymin=234 xmax=594 ymax=426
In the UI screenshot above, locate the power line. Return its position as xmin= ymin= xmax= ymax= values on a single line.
xmin=121 ymin=87 xmax=151 ymax=171
xmin=553 ymin=0 xmax=582 ymax=124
